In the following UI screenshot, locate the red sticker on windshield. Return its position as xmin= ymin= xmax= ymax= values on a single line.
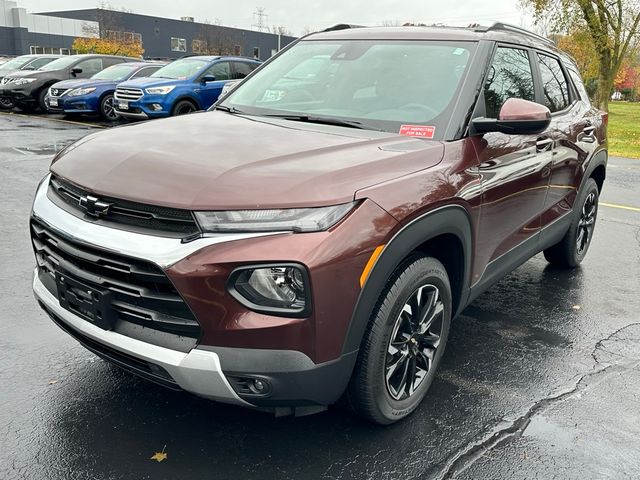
xmin=399 ymin=125 xmax=435 ymax=138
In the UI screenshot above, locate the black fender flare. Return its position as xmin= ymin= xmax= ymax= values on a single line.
xmin=580 ymin=148 xmax=607 ymax=192
xmin=341 ymin=204 xmax=473 ymax=355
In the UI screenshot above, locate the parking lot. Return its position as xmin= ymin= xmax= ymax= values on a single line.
xmin=1 ymin=111 xmax=639 ymax=479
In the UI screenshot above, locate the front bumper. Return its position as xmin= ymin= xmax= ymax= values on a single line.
xmin=45 ymin=93 xmax=99 ymax=114
xmin=113 ymin=93 xmax=171 ymax=119
xmin=33 ymin=272 xmax=249 ymax=405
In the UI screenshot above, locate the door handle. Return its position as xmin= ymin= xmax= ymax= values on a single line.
xmin=536 ymin=137 xmax=553 ymax=152
xmin=580 ymin=124 xmax=596 ymax=143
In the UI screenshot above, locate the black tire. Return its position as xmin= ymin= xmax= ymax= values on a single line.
xmin=37 ymin=88 xmax=48 ymax=112
xmin=0 ymin=97 xmax=15 ymax=110
xmin=347 ymin=255 xmax=452 ymax=424
xmin=543 ymin=178 xmax=599 ymax=268
xmin=99 ymin=94 xmax=119 ymax=121
xmin=171 ymin=99 xmax=197 ymax=116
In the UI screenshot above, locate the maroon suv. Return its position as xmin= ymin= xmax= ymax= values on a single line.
xmin=31 ymin=23 xmax=607 ymax=424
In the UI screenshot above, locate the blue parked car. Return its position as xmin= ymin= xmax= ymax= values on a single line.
xmin=45 ymin=62 xmax=166 ymax=120
xmin=113 ymin=56 xmax=261 ymax=119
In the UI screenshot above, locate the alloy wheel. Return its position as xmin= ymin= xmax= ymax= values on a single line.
xmin=177 ymin=103 xmax=195 ymax=115
xmin=385 ymin=284 xmax=444 ymax=401
xmin=577 ymin=192 xmax=597 ymax=256
xmin=103 ymin=97 xmax=118 ymax=121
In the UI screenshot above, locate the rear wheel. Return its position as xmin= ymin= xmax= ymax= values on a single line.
xmin=347 ymin=255 xmax=451 ymax=424
xmin=171 ymin=100 xmax=197 ymax=116
xmin=100 ymin=94 xmax=119 ymax=121
xmin=543 ymin=178 xmax=599 ymax=268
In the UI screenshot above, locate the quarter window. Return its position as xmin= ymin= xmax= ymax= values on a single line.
xmin=568 ymin=68 xmax=590 ymax=104
xmin=537 ymin=53 xmax=570 ymax=112
xmin=484 ymin=47 xmax=535 ymax=118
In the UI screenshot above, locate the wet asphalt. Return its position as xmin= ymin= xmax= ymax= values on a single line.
xmin=1 ymin=112 xmax=639 ymax=480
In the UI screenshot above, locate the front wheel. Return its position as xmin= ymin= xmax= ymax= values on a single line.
xmin=347 ymin=255 xmax=452 ymax=424
xmin=100 ymin=94 xmax=119 ymax=121
xmin=171 ymin=100 xmax=197 ymax=116
xmin=0 ymin=97 xmax=15 ymax=110
xmin=543 ymin=178 xmax=599 ymax=268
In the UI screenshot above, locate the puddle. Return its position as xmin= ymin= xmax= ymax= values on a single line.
xmin=9 ymin=141 xmax=75 ymax=156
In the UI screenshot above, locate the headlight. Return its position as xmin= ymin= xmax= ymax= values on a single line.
xmin=145 ymin=85 xmax=175 ymax=95
xmin=13 ymin=78 xmax=37 ymax=86
xmin=67 ymin=87 xmax=96 ymax=97
xmin=228 ymin=264 xmax=310 ymax=316
xmin=194 ymin=202 xmax=356 ymax=233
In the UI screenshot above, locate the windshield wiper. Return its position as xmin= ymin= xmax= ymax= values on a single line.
xmin=262 ymin=114 xmax=383 ymax=131
xmin=214 ymin=104 xmax=245 ymax=114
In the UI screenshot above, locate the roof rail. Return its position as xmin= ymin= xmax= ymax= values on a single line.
xmin=322 ymin=24 xmax=364 ymax=32
xmin=476 ymin=22 xmax=555 ymax=46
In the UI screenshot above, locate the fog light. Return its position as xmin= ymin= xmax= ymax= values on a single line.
xmin=250 ymin=379 xmax=265 ymax=393
xmin=151 ymin=103 xmax=163 ymax=111
xmin=228 ymin=264 xmax=310 ymax=317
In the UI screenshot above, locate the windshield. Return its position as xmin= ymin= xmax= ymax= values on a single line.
xmin=221 ymin=40 xmax=475 ymax=137
xmin=92 ymin=64 xmax=137 ymax=81
xmin=0 ymin=55 xmax=32 ymax=72
xmin=151 ymin=58 xmax=209 ymax=80
xmin=39 ymin=56 xmax=78 ymax=71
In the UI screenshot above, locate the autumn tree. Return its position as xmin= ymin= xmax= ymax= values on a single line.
xmin=522 ymin=0 xmax=640 ymax=110
xmin=71 ymin=37 xmax=144 ymax=57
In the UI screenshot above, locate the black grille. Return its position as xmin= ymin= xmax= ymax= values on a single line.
xmin=47 ymin=175 xmax=200 ymax=238
xmin=31 ymin=218 xmax=201 ymax=352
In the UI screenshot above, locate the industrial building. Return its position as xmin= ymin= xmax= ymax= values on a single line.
xmin=1 ymin=0 xmax=296 ymax=60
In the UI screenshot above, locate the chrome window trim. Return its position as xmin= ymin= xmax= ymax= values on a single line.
xmin=32 ymin=174 xmax=284 ymax=268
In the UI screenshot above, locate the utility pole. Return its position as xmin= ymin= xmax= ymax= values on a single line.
xmin=252 ymin=7 xmax=269 ymax=32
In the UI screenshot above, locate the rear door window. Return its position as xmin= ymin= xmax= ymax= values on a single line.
xmin=537 ymin=53 xmax=571 ymax=112
xmin=484 ymin=47 xmax=536 ymax=118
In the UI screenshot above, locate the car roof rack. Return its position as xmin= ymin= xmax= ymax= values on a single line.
xmin=322 ymin=24 xmax=364 ymax=32
xmin=475 ymin=22 xmax=555 ymax=46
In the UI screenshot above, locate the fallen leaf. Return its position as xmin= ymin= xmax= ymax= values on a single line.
xmin=572 ymin=305 xmax=581 ymax=310
xmin=48 ymin=380 xmax=58 ymax=385
xmin=150 ymin=445 xmax=167 ymax=463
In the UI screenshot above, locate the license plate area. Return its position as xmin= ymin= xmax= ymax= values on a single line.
xmin=55 ymin=270 xmax=115 ymax=330
xmin=118 ymin=101 xmax=128 ymax=110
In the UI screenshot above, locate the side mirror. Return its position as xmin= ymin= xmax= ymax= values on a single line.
xmin=472 ymin=98 xmax=551 ymax=135
xmin=70 ymin=67 xmax=83 ymax=76
xmin=202 ymin=74 xmax=216 ymax=83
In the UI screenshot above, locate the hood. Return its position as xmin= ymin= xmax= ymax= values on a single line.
xmin=5 ymin=69 xmax=44 ymax=79
xmin=52 ymin=78 xmax=115 ymax=90
xmin=51 ymin=111 xmax=444 ymax=210
xmin=118 ymin=77 xmax=183 ymax=89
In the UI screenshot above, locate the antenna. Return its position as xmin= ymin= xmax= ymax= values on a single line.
xmin=252 ymin=7 xmax=269 ymax=32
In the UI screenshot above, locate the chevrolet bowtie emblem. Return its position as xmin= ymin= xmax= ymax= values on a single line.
xmin=79 ymin=195 xmax=112 ymax=218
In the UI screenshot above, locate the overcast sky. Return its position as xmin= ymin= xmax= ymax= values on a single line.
xmin=21 ymin=0 xmax=530 ymax=36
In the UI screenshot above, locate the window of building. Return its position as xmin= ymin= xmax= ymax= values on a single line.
xmin=253 ymin=47 xmax=260 ymax=59
xmin=484 ymin=47 xmax=535 ymax=118
xmin=192 ymin=39 xmax=208 ymax=54
xmin=171 ymin=37 xmax=187 ymax=52
xmin=537 ymin=53 xmax=570 ymax=112
xmin=105 ymin=30 xmax=143 ymax=44
xmin=29 ymin=46 xmax=72 ymax=55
